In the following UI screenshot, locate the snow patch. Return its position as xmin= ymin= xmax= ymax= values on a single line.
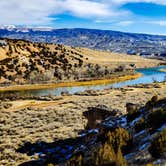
xmin=158 ymin=123 xmax=166 ymax=132
xmin=139 ymin=142 xmax=150 ymax=151
xmin=134 ymin=129 xmax=146 ymax=138
xmin=130 ymin=116 xmax=142 ymax=127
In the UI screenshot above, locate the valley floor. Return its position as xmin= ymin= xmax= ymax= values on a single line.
xmin=0 ymin=82 xmax=166 ymax=165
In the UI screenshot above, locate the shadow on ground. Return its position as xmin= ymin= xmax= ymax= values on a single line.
xmin=17 ymin=105 xmax=117 ymax=166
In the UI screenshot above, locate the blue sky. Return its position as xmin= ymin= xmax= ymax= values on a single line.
xmin=1 ymin=0 xmax=166 ymax=34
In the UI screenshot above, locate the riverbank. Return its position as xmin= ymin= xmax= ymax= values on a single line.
xmin=0 ymin=72 xmax=142 ymax=92
xmin=7 ymin=82 xmax=166 ymax=113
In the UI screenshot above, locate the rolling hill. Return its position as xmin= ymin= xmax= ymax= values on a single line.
xmin=0 ymin=38 xmax=161 ymax=85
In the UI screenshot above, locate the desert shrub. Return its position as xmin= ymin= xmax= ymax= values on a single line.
xmin=78 ymin=59 xmax=83 ymax=67
xmin=47 ymin=164 xmax=54 ymax=166
xmin=6 ymin=63 xmax=14 ymax=69
xmin=129 ymin=64 xmax=135 ymax=67
xmin=8 ymin=44 xmax=13 ymax=54
xmin=6 ymin=52 xmax=10 ymax=56
xmin=145 ymin=95 xmax=159 ymax=111
xmin=126 ymin=103 xmax=140 ymax=122
xmin=91 ymin=127 xmax=131 ymax=166
xmin=147 ymin=108 xmax=166 ymax=131
xmin=13 ymin=58 xmax=19 ymax=65
xmin=67 ymin=152 xmax=83 ymax=166
xmin=149 ymin=128 xmax=166 ymax=158
xmin=92 ymin=142 xmax=117 ymax=166
xmin=28 ymin=70 xmax=53 ymax=83
xmin=7 ymin=75 xmax=13 ymax=81
xmin=134 ymin=118 xmax=146 ymax=133
xmin=0 ymin=68 xmax=4 ymax=76
xmin=116 ymin=147 xmax=127 ymax=166
xmin=115 ymin=65 xmax=125 ymax=72
xmin=17 ymin=70 xmax=22 ymax=75
xmin=107 ymin=128 xmax=132 ymax=154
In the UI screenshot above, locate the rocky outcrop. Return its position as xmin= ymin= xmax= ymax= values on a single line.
xmin=67 ymin=96 xmax=166 ymax=165
xmin=83 ymin=105 xmax=118 ymax=129
xmin=16 ymin=96 xmax=166 ymax=166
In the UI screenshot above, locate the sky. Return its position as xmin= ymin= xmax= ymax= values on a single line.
xmin=1 ymin=0 xmax=166 ymax=34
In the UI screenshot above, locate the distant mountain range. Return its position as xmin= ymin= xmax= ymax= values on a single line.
xmin=0 ymin=26 xmax=166 ymax=56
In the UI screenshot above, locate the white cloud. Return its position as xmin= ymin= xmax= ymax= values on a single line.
xmin=0 ymin=0 xmax=166 ymax=25
xmin=149 ymin=21 xmax=166 ymax=26
xmin=115 ymin=21 xmax=134 ymax=26
xmin=106 ymin=0 xmax=166 ymax=5
xmin=0 ymin=0 xmax=59 ymax=25
xmin=64 ymin=0 xmax=111 ymax=18
xmin=0 ymin=0 xmax=118 ymax=25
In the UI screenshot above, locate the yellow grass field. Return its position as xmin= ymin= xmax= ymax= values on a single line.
xmin=74 ymin=47 xmax=161 ymax=68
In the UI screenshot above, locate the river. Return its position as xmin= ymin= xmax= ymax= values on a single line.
xmin=18 ymin=65 xmax=165 ymax=96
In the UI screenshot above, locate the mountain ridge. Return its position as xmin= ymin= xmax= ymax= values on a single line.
xmin=1 ymin=25 xmax=166 ymax=36
xmin=1 ymin=27 xmax=166 ymax=56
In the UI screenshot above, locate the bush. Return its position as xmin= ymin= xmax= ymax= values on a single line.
xmin=28 ymin=70 xmax=53 ymax=83
xmin=67 ymin=152 xmax=83 ymax=166
xmin=134 ymin=118 xmax=146 ymax=133
xmin=149 ymin=128 xmax=166 ymax=158
xmin=147 ymin=108 xmax=166 ymax=131
xmin=107 ymin=128 xmax=131 ymax=153
xmin=91 ymin=127 xmax=131 ymax=166
xmin=151 ymin=95 xmax=158 ymax=103
xmin=126 ymin=103 xmax=140 ymax=122
xmin=145 ymin=95 xmax=158 ymax=111
xmin=92 ymin=142 xmax=116 ymax=166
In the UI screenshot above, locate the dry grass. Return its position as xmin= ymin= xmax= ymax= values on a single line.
xmin=0 ymin=82 xmax=166 ymax=165
xmin=75 ymin=47 xmax=161 ymax=68
xmin=0 ymin=102 xmax=86 ymax=165
xmin=0 ymin=40 xmax=160 ymax=68
xmin=0 ymin=47 xmax=7 ymax=60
